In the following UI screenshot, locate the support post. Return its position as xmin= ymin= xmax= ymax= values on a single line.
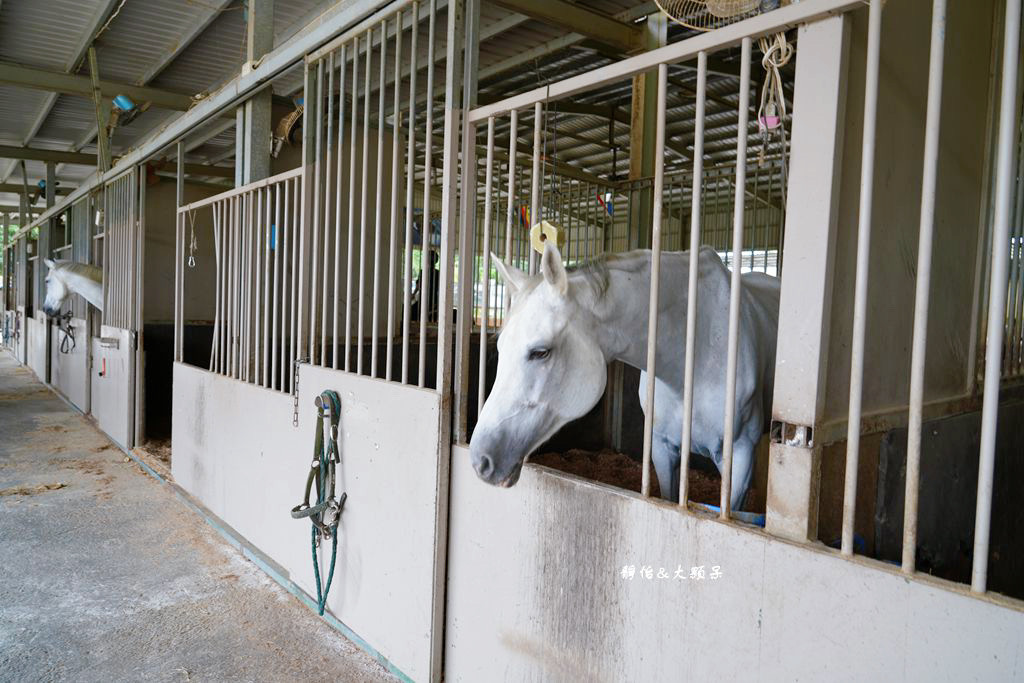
xmin=240 ymin=0 xmax=274 ymax=184
xmin=765 ymin=15 xmax=850 ymax=543
xmin=627 ymin=14 xmax=667 ymax=250
xmin=87 ymin=48 xmax=112 ymax=173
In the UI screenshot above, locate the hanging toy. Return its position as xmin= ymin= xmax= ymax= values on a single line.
xmin=530 ymin=220 xmax=565 ymax=255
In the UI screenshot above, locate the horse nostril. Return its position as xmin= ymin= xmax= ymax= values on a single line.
xmin=474 ymin=454 xmax=494 ymax=478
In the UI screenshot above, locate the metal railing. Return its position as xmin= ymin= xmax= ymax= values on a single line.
xmin=176 ymin=167 xmax=303 ymax=393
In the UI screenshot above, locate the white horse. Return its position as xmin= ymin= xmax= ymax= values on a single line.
xmin=42 ymin=258 xmax=104 ymax=317
xmin=470 ymin=242 xmax=780 ymax=511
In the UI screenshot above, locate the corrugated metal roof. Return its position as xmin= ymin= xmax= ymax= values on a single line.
xmin=2 ymin=0 xmax=768 ymax=208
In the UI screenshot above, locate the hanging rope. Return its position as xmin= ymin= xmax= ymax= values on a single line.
xmin=290 ymin=390 xmax=346 ymax=616
xmin=756 ymin=31 xmax=795 ymax=199
xmin=187 ymin=210 xmax=198 ymax=268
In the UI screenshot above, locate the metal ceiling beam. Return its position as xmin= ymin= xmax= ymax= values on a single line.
xmin=0 ymin=62 xmax=195 ymax=111
xmin=59 ymin=0 xmax=236 ymax=182
xmin=478 ymin=2 xmax=657 ymax=84
xmin=0 ymin=183 xmax=72 ymax=195
xmin=6 ymin=0 xmax=124 ymax=184
xmin=490 ymin=0 xmax=642 ymax=53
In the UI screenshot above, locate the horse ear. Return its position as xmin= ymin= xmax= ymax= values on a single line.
xmin=44 ymin=258 xmax=56 ymax=270
xmin=491 ymin=253 xmax=527 ymax=295
xmin=540 ymin=241 xmax=567 ymax=296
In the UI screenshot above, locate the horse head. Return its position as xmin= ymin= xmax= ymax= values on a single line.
xmin=470 ymin=242 xmax=608 ymax=488
xmin=42 ymin=258 xmax=69 ymax=318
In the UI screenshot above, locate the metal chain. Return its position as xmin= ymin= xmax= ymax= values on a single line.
xmin=292 ymin=356 xmax=308 ymax=427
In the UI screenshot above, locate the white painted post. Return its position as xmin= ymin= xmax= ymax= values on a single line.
xmin=765 ymin=14 xmax=850 ymax=543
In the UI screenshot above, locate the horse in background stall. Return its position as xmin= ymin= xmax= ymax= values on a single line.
xmin=42 ymin=258 xmax=103 ymax=316
xmin=42 ymin=259 xmax=103 ymax=353
xmin=469 ymin=242 xmax=780 ymax=511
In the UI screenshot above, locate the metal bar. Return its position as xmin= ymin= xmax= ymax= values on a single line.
xmin=387 ymin=13 xmax=404 ymax=383
xmin=273 ymin=183 xmax=282 ymax=388
xmin=323 ymin=52 xmax=335 ymax=368
xmin=334 ymin=44 xmax=348 ymax=371
xmin=177 ymin=168 xmax=303 ymax=214
xmin=372 ymin=18 xmax=388 ymax=378
xmin=679 ymin=50 xmax=706 ymax=506
xmin=312 ymin=59 xmax=325 ymax=366
xmin=402 ymin=3 xmax=419 ymax=384
xmin=640 ymin=64 xmax=668 ymax=498
xmin=479 ymin=117 xmax=495 ymax=412
xmin=346 ymin=39 xmax=360 ymax=372
xmin=292 ymin=177 xmax=301 ymax=387
xmin=263 ymin=185 xmax=272 ymax=386
xmin=903 ymin=0 xmax=947 ymax=574
xmin=973 ymin=0 xmax=1022 ymax=593
xmin=842 ymin=0 xmax=883 ymax=556
xmin=720 ymin=37 xmax=752 ymax=518
xmin=530 ymin=102 xmax=542 ymax=275
xmin=418 ymin=0 xmax=437 ymax=388
xmin=503 ymin=109 xmax=516 ymax=315
xmin=358 ymin=28 xmax=372 ymax=375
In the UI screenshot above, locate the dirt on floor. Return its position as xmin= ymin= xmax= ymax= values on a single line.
xmin=530 ymin=448 xmax=726 ymax=505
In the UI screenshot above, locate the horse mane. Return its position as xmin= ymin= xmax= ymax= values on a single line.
xmin=53 ymin=259 xmax=102 ymax=283
xmin=566 ymin=250 xmax=650 ymax=298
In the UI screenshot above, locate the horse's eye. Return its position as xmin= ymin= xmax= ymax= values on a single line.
xmin=528 ymin=347 xmax=550 ymax=361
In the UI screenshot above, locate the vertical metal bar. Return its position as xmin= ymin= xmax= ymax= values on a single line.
xmin=387 ymin=13 xmax=404 ymax=383
xmin=402 ymin=3 xmax=419 ymax=384
xmin=358 ymin=28 xmax=373 ymax=375
xmin=263 ymin=185 xmax=272 ymax=387
xmin=842 ymin=0 xmax=884 ymax=556
xmin=256 ymin=187 xmax=264 ymax=384
xmin=418 ymin=0 xmax=437 ymax=388
xmin=903 ymin=0 xmax=947 ymax=574
xmin=323 ymin=52 xmax=335 ymax=368
xmin=273 ymin=183 xmax=282 ymax=388
xmin=372 ymin=18 xmax=388 ymax=378
xmin=283 ymin=181 xmax=293 ymax=388
xmin=346 ymin=38 xmax=360 ymax=372
xmin=720 ymin=37 xmax=752 ymax=518
xmin=334 ymin=44 xmax=348 ymax=371
xmin=291 ymin=177 xmax=300 ymax=386
xmin=640 ymin=63 xmax=668 ymax=498
xmin=175 ymin=144 xmax=185 ymax=361
xmin=478 ymin=117 xmax=495 ymax=413
xmin=211 ymin=206 xmax=221 ymax=372
xmin=311 ymin=59 xmax=325 ymax=366
xmin=679 ymin=50 xmax=707 ymax=506
xmin=530 ymin=102 xmax=542 ymax=275
xmin=503 ymin=110 xmax=517 ymax=316
xmin=973 ymin=0 xmax=1022 ymax=593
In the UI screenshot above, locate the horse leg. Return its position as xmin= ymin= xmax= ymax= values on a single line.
xmin=652 ymin=433 xmax=681 ymax=503
xmin=729 ymin=436 xmax=757 ymax=512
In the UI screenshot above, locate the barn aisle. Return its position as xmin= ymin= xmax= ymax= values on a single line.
xmin=0 ymin=351 xmax=397 ymax=682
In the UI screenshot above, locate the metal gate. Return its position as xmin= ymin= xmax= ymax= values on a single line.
xmin=92 ymin=168 xmax=142 ymax=449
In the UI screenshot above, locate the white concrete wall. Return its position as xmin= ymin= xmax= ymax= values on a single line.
xmin=172 ymin=363 xmax=443 ymax=682
xmin=50 ymin=316 xmax=89 ymax=412
xmin=445 ymin=445 xmax=1024 ymax=681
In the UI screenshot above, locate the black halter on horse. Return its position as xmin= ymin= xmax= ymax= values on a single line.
xmin=55 ymin=309 xmax=76 ymax=354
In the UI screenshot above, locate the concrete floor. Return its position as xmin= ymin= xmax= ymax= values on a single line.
xmin=0 ymin=353 xmax=397 ymax=682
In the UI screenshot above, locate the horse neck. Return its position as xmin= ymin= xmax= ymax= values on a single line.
xmin=590 ymin=253 xmax=689 ymax=375
xmin=62 ymin=269 xmax=104 ymax=311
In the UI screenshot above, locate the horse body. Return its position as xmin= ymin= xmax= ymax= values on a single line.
xmin=42 ymin=259 xmax=103 ymax=316
xmin=470 ymin=243 xmax=780 ymax=510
